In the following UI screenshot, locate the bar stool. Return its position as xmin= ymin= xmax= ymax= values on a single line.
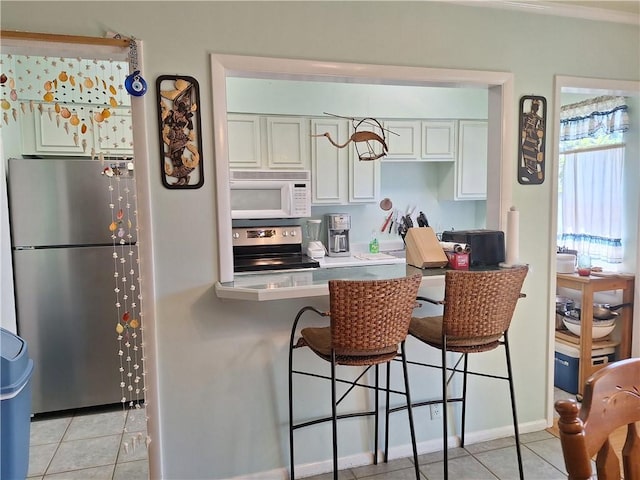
xmin=407 ymin=266 xmax=528 ymax=480
xmin=288 ymin=274 xmax=422 ymax=480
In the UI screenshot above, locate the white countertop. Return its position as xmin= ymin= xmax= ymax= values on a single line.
xmin=215 ymin=261 xmax=449 ymax=301
xmin=216 ymin=243 xmax=422 ymax=301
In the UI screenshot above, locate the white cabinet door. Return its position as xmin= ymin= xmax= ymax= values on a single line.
xmin=228 ymin=114 xmax=261 ymax=168
xmin=93 ymin=106 xmax=133 ymax=157
xmin=349 ymin=122 xmax=380 ymax=203
xmin=228 ymin=115 xmax=309 ymax=170
xmin=311 ymin=118 xmax=348 ymax=204
xmin=20 ymin=104 xmax=89 ymax=156
xmin=456 ymin=120 xmax=487 ymax=200
xmin=311 ymin=118 xmax=379 ymax=205
xmin=266 ymin=116 xmax=309 ymax=169
xmin=421 ymin=120 xmax=456 ymax=161
xmin=438 ymin=120 xmax=487 ymax=201
xmin=383 ymin=120 xmax=421 ymax=161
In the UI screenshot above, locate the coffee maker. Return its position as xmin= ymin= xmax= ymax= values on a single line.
xmin=326 ymin=213 xmax=351 ymax=257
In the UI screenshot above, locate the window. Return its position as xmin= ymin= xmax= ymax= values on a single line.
xmin=557 ymin=96 xmax=629 ymax=268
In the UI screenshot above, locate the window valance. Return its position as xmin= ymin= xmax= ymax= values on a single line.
xmin=560 ymin=95 xmax=628 ymax=141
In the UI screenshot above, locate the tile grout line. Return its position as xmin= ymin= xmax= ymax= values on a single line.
xmin=112 ymin=407 xmax=129 ymax=479
xmin=42 ymin=411 xmax=75 ymax=477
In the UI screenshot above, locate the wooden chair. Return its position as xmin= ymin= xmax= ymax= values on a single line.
xmin=288 ymin=274 xmax=422 ymax=480
xmin=406 ymin=266 xmax=528 ymax=480
xmin=555 ymin=358 xmax=640 ymax=480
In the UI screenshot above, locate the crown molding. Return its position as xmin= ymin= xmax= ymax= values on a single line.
xmin=451 ymin=1 xmax=639 ymax=25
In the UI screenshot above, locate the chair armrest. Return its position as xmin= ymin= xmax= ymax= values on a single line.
xmin=416 ymin=295 xmax=444 ymax=306
xmin=295 ymin=305 xmax=329 ymax=318
xmin=290 ymin=306 xmax=329 ymax=351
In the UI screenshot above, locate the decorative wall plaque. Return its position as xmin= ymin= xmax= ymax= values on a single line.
xmin=518 ymin=95 xmax=546 ymax=185
xmin=156 ymin=75 xmax=203 ymax=189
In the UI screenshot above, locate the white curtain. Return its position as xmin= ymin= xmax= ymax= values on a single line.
xmin=560 ymin=146 xmax=624 ymax=263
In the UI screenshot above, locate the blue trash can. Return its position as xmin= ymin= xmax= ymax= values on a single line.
xmin=1 ymin=327 xmax=34 ymax=480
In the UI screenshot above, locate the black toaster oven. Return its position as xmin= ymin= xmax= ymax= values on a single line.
xmin=441 ymin=229 xmax=505 ymax=266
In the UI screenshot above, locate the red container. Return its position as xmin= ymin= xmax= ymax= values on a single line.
xmin=446 ymin=252 xmax=469 ymax=270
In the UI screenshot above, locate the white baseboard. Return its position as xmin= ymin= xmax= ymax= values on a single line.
xmin=228 ymin=419 xmax=549 ymax=479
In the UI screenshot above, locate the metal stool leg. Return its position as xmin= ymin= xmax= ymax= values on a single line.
xmin=288 ymin=331 xmax=295 ymax=479
xmin=461 ymin=353 xmax=468 ymax=448
xmin=384 ymin=361 xmax=391 ymax=463
xmin=331 ymin=350 xmax=338 ymax=480
xmin=503 ymin=332 xmax=524 ymax=480
xmin=400 ymin=342 xmax=421 ymax=480
xmin=442 ymin=337 xmax=449 ymax=480
xmin=374 ymin=364 xmax=379 ymax=465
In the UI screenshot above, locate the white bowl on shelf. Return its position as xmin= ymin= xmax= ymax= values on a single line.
xmin=562 ymin=316 xmax=616 ymax=339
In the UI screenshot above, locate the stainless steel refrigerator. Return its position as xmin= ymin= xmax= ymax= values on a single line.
xmin=7 ymin=158 xmax=137 ymax=414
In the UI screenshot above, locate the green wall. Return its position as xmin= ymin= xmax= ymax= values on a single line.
xmin=2 ymin=2 xmax=638 ymax=478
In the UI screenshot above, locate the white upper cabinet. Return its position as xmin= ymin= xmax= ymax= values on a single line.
xmin=383 ymin=120 xmax=421 ymax=160
xmin=310 ymin=118 xmax=379 ymax=205
xmin=228 ymin=115 xmax=309 ymax=169
xmin=265 ymin=116 xmax=309 ymax=169
xmin=21 ymin=104 xmax=87 ymax=156
xmin=228 ymin=113 xmax=484 ymax=204
xmin=228 ymin=114 xmax=262 ymax=168
xmin=348 ymin=121 xmax=380 ymax=203
xmin=421 ymin=120 xmax=457 ymax=161
xmin=439 ymin=120 xmax=487 ymax=201
xmin=310 ymin=118 xmax=348 ymax=204
xmin=19 ymin=104 xmax=133 ymax=158
xmin=381 ymin=119 xmax=456 ymax=162
xmin=6 ymin=54 xmax=132 ymax=158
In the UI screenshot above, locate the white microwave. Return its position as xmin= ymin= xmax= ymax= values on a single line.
xmin=229 ymin=170 xmax=312 ymax=219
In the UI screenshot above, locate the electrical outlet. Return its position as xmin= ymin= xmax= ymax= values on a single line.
xmin=429 ymin=403 xmax=442 ymax=420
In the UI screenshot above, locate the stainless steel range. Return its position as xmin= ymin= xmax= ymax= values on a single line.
xmin=232 ymin=226 xmax=320 ymax=273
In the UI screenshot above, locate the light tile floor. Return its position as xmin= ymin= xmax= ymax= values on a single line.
xmin=27 ymin=404 xmax=148 ymax=480
xmin=301 ymin=387 xmax=578 ymax=480
xmin=26 ymin=388 xmax=577 ymax=480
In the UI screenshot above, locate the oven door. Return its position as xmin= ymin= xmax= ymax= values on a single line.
xmin=230 ymin=180 xmax=291 ymax=219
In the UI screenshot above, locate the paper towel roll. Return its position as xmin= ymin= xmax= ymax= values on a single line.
xmin=505 ymin=206 xmax=519 ymax=266
xmin=439 ymin=241 xmax=469 ymax=253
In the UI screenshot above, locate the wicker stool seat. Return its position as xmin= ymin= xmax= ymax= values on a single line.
xmin=406 ymin=266 xmax=528 ymax=480
xmin=288 ymin=274 xmax=422 ymax=480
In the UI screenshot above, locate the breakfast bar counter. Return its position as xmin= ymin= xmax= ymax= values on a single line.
xmin=215 ymin=263 xmax=449 ymax=301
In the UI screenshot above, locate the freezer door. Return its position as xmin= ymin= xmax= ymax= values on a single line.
xmin=13 ymin=245 xmax=139 ymax=414
xmin=7 ymin=158 xmax=135 ymax=247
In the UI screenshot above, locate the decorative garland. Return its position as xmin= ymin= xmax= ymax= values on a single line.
xmin=102 ymin=162 xmax=150 ymax=451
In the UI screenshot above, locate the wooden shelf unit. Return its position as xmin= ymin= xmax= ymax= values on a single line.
xmin=556 ymin=273 xmax=634 ymax=397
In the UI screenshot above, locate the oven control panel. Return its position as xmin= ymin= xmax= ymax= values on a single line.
xmin=232 ymin=226 xmax=302 ymax=247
